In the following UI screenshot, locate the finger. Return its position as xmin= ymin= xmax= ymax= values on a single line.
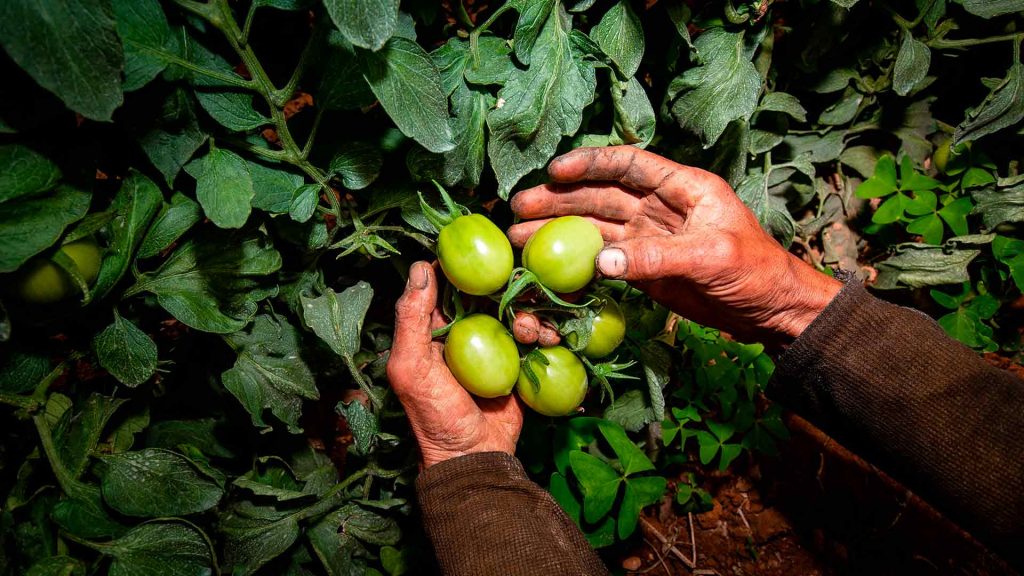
xmin=596 ymin=235 xmax=715 ymax=282
xmin=512 ymin=312 xmax=540 ymax=344
xmin=548 ymin=146 xmax=718 ymax=200
xmin=477 ymin=394 xmax=524 ymax=435
xmin=430 ymin=309 xmax=447 ymax=332
xmin=388 ymin=262 xmax=436 ymax=386
xmin=510 ymin=182 xmax=641 ymax=221
xmin=507 ymin=217 xmax=626 ymax=247
xmin=537 ymin=321 xmax=561 ymax=347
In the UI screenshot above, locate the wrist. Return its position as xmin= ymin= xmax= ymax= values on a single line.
xmin=767 ymin=257 xmax=843 ymax=344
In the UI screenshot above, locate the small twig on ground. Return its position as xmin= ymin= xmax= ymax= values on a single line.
xmin=688 ymin=512 xmax=697 ymax=564
xmin=637 ymin=539 xmax=672 ymax=575
xmin=640 ymin=517 xmax=696 ymax=569
xmin=737 ymin=496 xmax=752 ymax=532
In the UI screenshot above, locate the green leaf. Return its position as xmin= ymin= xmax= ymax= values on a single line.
xmin=0 ymin=145 xmax=61 ymax=204
xmin=938 ymin=197 xmax=974 ymax=237
xmin=320 ymin=32 xmax=376 ymax=110
xmin=195 ymin=90 xmax=270 ymax=132
xmin=99 ymin=449 xmax=223 ymax=516
xmin=955 ymin=63 xmax=1024 ymax=145
xmin=185 ymin=147 xmax=254 ymax=229
xmin=718 ymin=444 xmax=743 ymax=470
xmin=893 ymin=30 xmax=931 ymax=96
xmin=569 ymin=450 xmax=621 ymax=524
xmin=360 ymin=37 xmax=454 ymax=154
xmin=289 ymin=184 xmax=320 ymax=223
xmin=92 ymin=171 xmax=163 ymax=300
xmin=603 ymin=389 xmax=655 ymax=432
xmin=112 ymin=0 xmax=177 ymax=92
xmin=487 ymin=12 xmax=597 ymax=198
xmin=93 ymin=312 xmax=158 ymax=388
xmin=52 ymin=492 xmax=128 ymax=539
xmin=972 ymin=181 xmax=1024 ymax=230
xmin=904 ymin=190 xmax=938 ymax=216
xmin=139 ymin=89 xmax=209 ymax=186
xmin=126 ymin=231 xmax=281 ymax=333
xmin=510 ymin=0 xmax=557 ymax=65
xmin=330 ymin=142 xmax=383 ymax=190
xmin=26 ymin=556 xmax=85 ymax=576
xmin=463 ymin=37 xmax=516 ymax=87
xmin=598 ymin=420 xmax=654 ymax=476
xmin=549 ymin=472 xmax=581 ymax=523
xmin=617 ymin=476 xmax=666 ymax=540
xmin=301 ymin=282 xmax=374 ymax=361
xmin=324 ymin=0 xmax=399 ymax=51
xmin=138 ymin=193 xmax=202 ymax=259
xmin=337 ymin=400 xmax=378 ymax=456
xmin=961 ymin=167 xmax=996 ymax=189
xmin=609 ymin=77 xmax=656 ymax=147
xmin=145 ymin=419 xmax=236 ymax=459
xmin=819 ymin=88 xmax=863 ymax=125
xmin=961 ymin=0 xmax=1024 ymax=18
xmin=736 ymin=172 xmax=795 ymax=246
xmin=591 ymin=0 xmax=645 ymax=77
xmin=930 ymin=287 xmax=964 ymax=310
xmin=668 ymin=29 xmax=761 ymax=147
xmin=874 ymin=238 xmax=988 ymax=289
xmin=222 ymin=315 xmax=318 ymax=433
xmin=0 ymin=185 xmax=91 ymax=273
xmin=247 ymin=160 xmax=305 ymax=214
xmin=939 ymin=309 xmax=984 ymax=347
xmin=757 ymin=92 xmax=807 ymax=123
xmin=0 ymin=348 xmax=51 ymax=394
xmin=872 ymin=193 xmax=907 ymax=224
xmin=696 ymin=431 xmax=720 ymax=465
xmin=906 ymin=214 xmax=944 ymax=244
xmin=221 ymin=512 xmax=300 ymax=575
xmin=93 ymin=521 xmax=215 ymax=576
xmin=0 ymin=0 xmax=124 ymax=121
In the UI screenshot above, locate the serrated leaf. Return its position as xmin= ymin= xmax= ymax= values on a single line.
xmin=961 ymin=0 xmax=1024 ymax=18
xmin=324 ymin=0 xmax=399 ymax=51
xmin=894 ymin=30 xmax=931 ymax=96
xmin=0 ymin=0 xmax=124 ymax=121
xmin=300 ymin=282 xmax=374 ymax=361
xmin=0 ymin=185 xmax=91 ymax=273
xmin=139 ymin=89 xmax=210 ymax=186
xmin=138 ymin=193 xmax=202 ymax=259
xmin=603 ymin=389 xmax=655 ymax=432
xmin=92 ymin=171 xmax=163 ymax=300
xmin=93 ymin=312 xmax=158 ymax=388
xmin=0 ymin=145 xmax=61 ymax=204
xmin=112 ymin=0 xmax=177 ymax=92
xmin=668 ymin=29 xmax=761 ymax=147
xmin=185 ymin=147 xmax=254 ymax=229
xmin=757 ymin=91 xmax=807 ymax=122
xmin=736 ymin=171 xmax=795 ymax=246
xmin=330 ymin=142 xmax=383 ymax=190
xmin=609 ymin=77 xmax=655 ymax=147
xmin=819 ymin=88 xmax=863 ymax=125
xmin=94 ymin=521 xmax=215 ymax=576
xmin=247 ymin=160 xmax=305 ymax=214
xmin=222 ymin=315 xmax=318 ymax=433
xmin=487 ymin=13 xmax=597 ymax=197
xmin=195 ymin=90 xmax=270 ymax=131
xmin=955 ymin=63 xmax=1024 ymax=145
xmin=592 ymin=0 xmax=645 ymax=78
xmin=510 ymin=0 xmax=557 ymax=65
xmin=289 ymin=184 xmax=320 ymax=223
xmin=99 ymin=449 xmax=223 ymax=516
xmin=337 ymin=400 xmax=378 ymax=456
xmin=360 ymin=37 xmax=454 ymax=153
xmin=126 ymin=231 xmax=281 ymax=333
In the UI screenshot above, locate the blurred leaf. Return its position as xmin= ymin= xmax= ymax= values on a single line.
xmin=0 ymin=145 xmax=61 ymax=204
xmin=0 ymin=185 xmax=91 ymax=273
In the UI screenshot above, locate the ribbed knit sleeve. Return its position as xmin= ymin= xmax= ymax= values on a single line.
xmin=773 ymin=277 xmax=1024 ymax=566
xmin=416 ymin=451 xmax=610 ymax=576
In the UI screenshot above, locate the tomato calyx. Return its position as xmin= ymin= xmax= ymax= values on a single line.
xmin=498 ymin=267 xmax=593 ymax=320
xmin=417 ymin=180 xmax=470 ymax=233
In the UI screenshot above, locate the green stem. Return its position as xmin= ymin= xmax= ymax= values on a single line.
xmin=274 ymin=26 xmax=321 ymax=107
xmin=469 ymin=4 xmax=513 ymax=67
xmin=241 ymin=0 xmax=260 ymax=44
xmin=0 ymin=393 xmax=37 ymax=409
xmin=129 ymin=40 xmax=255 ymax=90
xmin=456 ymin=0 xmax=475 ymax=29
xmin=33 ymin=414 xmax=91 ymax=500
xmin=301 ymin=106 xmax=325 ymax=160
xmin=928 ymin=33 xmax=1024 ymax=50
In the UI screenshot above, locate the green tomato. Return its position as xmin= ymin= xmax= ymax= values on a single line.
xmin=516 ymin=346 xmax=588 ymax=417
xmin=15 ymin=240 xmax=102 ymax=304
xmin=437 ymin=214 xmax=514 ymax=295
xmin=444 ymin=314 xmax=520 ymax=398
xmin=522 ymin=216 xmax=603 ymax=293
xmin=569 ymin=298 xmax=626 ymax=359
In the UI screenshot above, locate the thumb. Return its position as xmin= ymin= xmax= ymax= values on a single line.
xmin=595 ymin=236 xmax=694 ymax=282
xmin=391 ymin=262 xmax=437 ymax=364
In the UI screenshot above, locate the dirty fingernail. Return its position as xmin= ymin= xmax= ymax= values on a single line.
xmin=597 ymin=248 xmax=626 ymax=278
xmin=409 ymin=263 xmax=429 ymax=289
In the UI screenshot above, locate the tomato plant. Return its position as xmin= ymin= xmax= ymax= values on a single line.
xmin=444 ymin=314 xmax=520 ymax=398
xmin=522 ymin=216 xmax=604 ymax=293
xmin=569 ymin=297 xmax=626 ymax=359
xmin=518 ymin=346 xmax=589 ymax=417
xmin=1 ymin=0 xmax=1022 ymax=573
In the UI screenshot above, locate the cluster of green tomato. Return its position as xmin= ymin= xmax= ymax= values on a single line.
xmin=13 ymin=239 xmax=102 ymax=304
xmin=436 ymin=213 xmax=626 ymax=416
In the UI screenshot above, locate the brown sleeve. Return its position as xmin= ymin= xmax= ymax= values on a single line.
xmin=416 ymin=451 xmax=611 ymax=576
xmin=772 ymin=276 xmax=1024 ymax=566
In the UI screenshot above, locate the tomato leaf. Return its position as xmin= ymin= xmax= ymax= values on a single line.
xmin=893 ymin=30 xmax=931 ymax=97
xmin=93 ymin=312 xmax=158 ymax=388
xmin=0 ymin=145 xmax=61 ymax=204
xmin=98 ymin=449 xmax=224 ymax=517
xmin=185 ymin=147 xmax=254 ymax=229
xmin=592 ymin=0 xmax=645 ymax=78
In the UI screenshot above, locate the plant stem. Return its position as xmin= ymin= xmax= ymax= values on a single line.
xmin=469 ymin=4 xmax=513 ymax=67
xmin=274 ymin=26 xmax=321 ymax=108
xmin=929 ymin=33 xmax=1024 ymax=50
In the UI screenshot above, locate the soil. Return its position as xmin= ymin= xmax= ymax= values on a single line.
xmin=622 ymin=410 xmax=1017 ymax=576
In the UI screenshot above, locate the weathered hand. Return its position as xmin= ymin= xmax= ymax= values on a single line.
xmin=507 ymin=146 xmax=842 ymax=344
xmin=387 ymin=262 xmax=523 ymax=468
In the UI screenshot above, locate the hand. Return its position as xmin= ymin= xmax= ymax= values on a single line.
xmin=386 ymin=262 xmax=523 ymax=469
xmin=507 ymin=146 xmax=842 ymax=345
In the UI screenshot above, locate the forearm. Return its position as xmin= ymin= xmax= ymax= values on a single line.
xmin=772 ymin=275 xmax=1024 ymax=564
xmin=416 ymin=452 xmax=610 ymax=576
